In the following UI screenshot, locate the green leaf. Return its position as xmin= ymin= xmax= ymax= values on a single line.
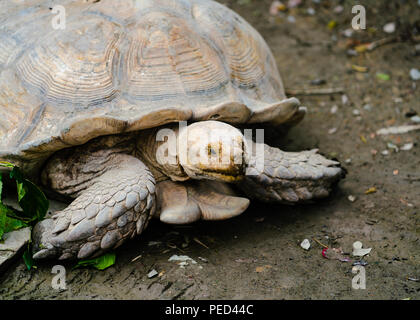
xmin=0 ymin=203 xmax=28 ymax=240
xmin=0 ymin=163 xmax=44 ymax=268
xmin=376 ymin=72 xmax=390 ymax=81
xmin=0 ymin=164 xmax=48 ymax=239
xmin=3 ymin=208 xmax=26 ymax=228
xmin=0 ymin=209 xmax=5 ymax=241
xmin=0 ymin=161 xmax=15 ymax=168
xmin=74 ymin=252 xmax=116 ymax=271
xmin=9 ymin=166 xmax=49 ymax=223
xmin=5 ymin=215 xmax=27 ymax=232
xmin=23 ymin=245 xmax=35 ymax=270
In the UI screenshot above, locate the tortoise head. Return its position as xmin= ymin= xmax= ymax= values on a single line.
xmin=178 ymin=121 xmax=248 ymax=182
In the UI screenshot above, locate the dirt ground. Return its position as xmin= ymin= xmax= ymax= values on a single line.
xmin=0 ymin=0 xmax=419 ymax=300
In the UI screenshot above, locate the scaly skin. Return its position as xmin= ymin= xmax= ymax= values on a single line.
xmin=33 ymin=154 xmax=155 ymax=260
xmin=239 ymin=142 xmax=343 ymax=203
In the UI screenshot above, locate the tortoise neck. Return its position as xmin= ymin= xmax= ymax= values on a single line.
xmin=135 ymin=125 xmax=189 ymax=183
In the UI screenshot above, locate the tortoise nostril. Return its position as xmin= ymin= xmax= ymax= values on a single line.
xmin=208 ymin=145 xmax=217 ymax=156
xmin=210 ymin=114 xmax=220 ymax=120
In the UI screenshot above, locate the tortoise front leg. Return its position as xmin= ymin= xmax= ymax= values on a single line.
xmin=155 ymin=180 xmax=249 ymax=224
xmin=32 ymin=154 xmax=156 ymax=260
xmin=239 ymin=142 xmax=344 ymax=203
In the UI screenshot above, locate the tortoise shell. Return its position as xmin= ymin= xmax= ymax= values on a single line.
xmin=0 ymin=0 xmax=300 ymax=176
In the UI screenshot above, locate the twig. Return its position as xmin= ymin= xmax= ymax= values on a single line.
xmin=193 ymin=237 xmax=209 ymax=249
xmin=366 ymin=36 xmax=398 ymax=51
xmin=404 ymin=177 xmax=420 ymax=181
xmin=167 ymin=242 xmax=186 ymax=253
xmin=313 ymin=238 xmax=328 ymax=248
xmin=286 ymin=87 xmax=344 ymax=96
xmin=131 ymin=254 xmax=142 ymax=262
xmin=356 ymin=34 xmax=418 ymax=54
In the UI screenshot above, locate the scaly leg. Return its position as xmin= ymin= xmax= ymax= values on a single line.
xmin=32 ymin=154 xmax=155 ymax=260
xmin=240 ymin=142 xmax=344 ymax=203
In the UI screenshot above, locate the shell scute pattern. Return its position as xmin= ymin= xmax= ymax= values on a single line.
xmin=0 ymin=0 xmax=288 ymax=158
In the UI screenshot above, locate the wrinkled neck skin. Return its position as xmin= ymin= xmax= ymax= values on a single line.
xmin=135 ymin=124 xmax=189 ymax=183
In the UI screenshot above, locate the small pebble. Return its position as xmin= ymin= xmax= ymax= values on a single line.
xmin=409 ymin=68 xmax=420 ymax=81
xmin=347 ymin=49 xmax=358 ymax=57
xmin=343 ymin=29 xmax=353 ymax=38
xmin=147 ymin=269 xmax=158 ymax=278
xmin=410 ymin=115 xmax=420 ymax=123
xmin=352 ymin=241 xmax=372 ymax=257
xmin=307 ymin=7 xmax=315 ymax=15
xmin=300 ymin=239 xmax=311 ymax=250
xmin=381 ymin=150 xmax=389 ymax=156
xmin=330 ymin=105 xmax=338 ymax=114
xmin=328 ymin=128 xmax=337 ymax=134
xmin=363 ymin=104 xmax=372 ymax=111
xmin=342 ymin=94 xmax=349 ymax=105
xmin=348 ymin=195 xmax=356 ymax=202
xmin=345 ymin=158 xmax=352 ymax=164
xmin=352 ymin=109 xmax=360 ymax=116
xmin=401 ymin=143 xmax=413 ymax=151
xmin=383 ymin=22 xmax=396 ymax=33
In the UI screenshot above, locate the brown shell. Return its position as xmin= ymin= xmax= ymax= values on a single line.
xmin=0 ymin=0 xmax=300 ymax=175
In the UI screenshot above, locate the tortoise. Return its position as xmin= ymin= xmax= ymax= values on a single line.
xmin=0 ymin=0 xmax=343 ymax=260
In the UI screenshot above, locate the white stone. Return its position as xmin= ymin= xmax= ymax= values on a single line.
xmin=401 ymin=143 xmax=414 ymax=151
xmin=409 ymin=68 xmax=420 ymax=81
xmin=0 ymin=228 xmax=31 ymax=269
xmin=300 ymin=239 xmax=311 ymax=250
xmin=352 ymin=241 xmax=372 ymax=257
xmin=147 ymin=269 xmax=158 ymax=278
xmin=168 ymin=255 xmax=197 ymax=265
xmin=307 ymin=7 xmax=315 ymax=15
xmin=383 ymin=22 xmax=396 ymax=33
